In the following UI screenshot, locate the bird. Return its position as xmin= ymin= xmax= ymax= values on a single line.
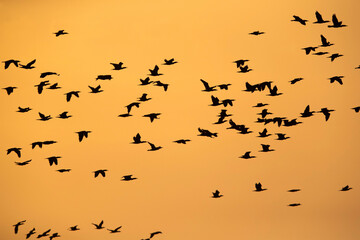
xmin=107 ymin=226 xmax=122 ymax=233
xmin=147 ymin=142 xmax=162 ymax=151
xmin=352 ymin=106 xmax=360 ymax=113
xmin=260 ymin=144 xmax=274 ymax=152
xmin=138 ymin=93 xmax=151 ymax=101
xmin=118 ymin=113 xmax=132 ymax=117
xmin=37 ymin=229 xmax=51 ymax=238
xmin=317 ymin=108 xmax=335 ymax=121
xmin=314 ymin=11 xmax=329 ymax=23
xmin=3 ymin=59 xmax=20 ymax=69
xmin=35 ymin=80 xmax=50 ymax=94
xmin=13 ymin=220 xmax=26 ymax=234
xmin=49 ymin=233 xmax=60 ymax=240
xmin=7 ymin=147 xmax=22 ymax=158
xmin=65 ymin=91 xmax=80 ymax=102
xmin=57 ymin=111 xmax=72 ymax=119
xmin=302 ymin=46 xmax=317 ymax=55
xmin=43 ymin=140 xmax=56 ymax=146
xmin=54 ymin=30 xmax=68 ymax=36
xmin=227 ymin=119 xmax=245 ymax=131
xmin=143 ymin=113 xmax=161 ymax=122
xmin=26 ymin=228 xmax=36 ymax=239
xmin=253 ymin=103 xmax=269 ymax=108
xmin=283 ymin=119 xmax=302 ymax=127
xmin=153 ymin=80 xmax=169 ymax=91
xmin=96 ymin=75 xmax=112 ymax=80
xmin=31 ymin=141 xmax=43 ymax=149
xmin=328 ymin=14 xmax=347 ymax=28
xmin=238 ymin=127 xmax=253 ymax=134
xmin=238 ymin=65 xmax=252 ymax=73
xmin=355 ymin=65 xmax=360 ymax=69
xmin=132 ymin=133 xmax=146 ymax=144
xmin=218 ymin=109 xmax=232 ymax=118
xmin=258 ymin=109 xmax=272 ymax=118
xmin=47 ymin=83 xmax=61 ymax=89
xmin=200 ymin=79 xmax=217 ymax=92
xmin=340 ymin=185 xmax=352 ymax=191
xmin=222 ymin=99 xmax=235 ymax=107
xmin=46 ymin=156 xmax=61 ymax=166
xmin=149 ymin=65 xmax=162 ymax=76
xmin=289 ymin=78 xmax=303 ymax=84
xmin=329 ymin=76 xmax=344 ymax=85
xmin=3 ymin=86 xmax=17 ymax=95
xmin=217 ymin=83 xmax=231 ymax=90
xmin=213 ymin=116 xmax=227 ymax=124
xmin=92 ymin=220 xmax=105 ymax=229
xmin=150 ymin=231 xmax=163 ymax=238
xmin=38 ymin=112 xmax=52 ymax=121
xmin=93 ymin=170 xmax=107 ymax=178
xmin=254 ymin=182 xmax=267 ymax=191
xmin=89 ymin=85 xmax=103 ymax=93
xmin=163 ymin=58 xmax=177 ymax=65
xmin=111 ymin=62 xmax=126 ymax=70
xmin=139 ymin=77 xmax=153 ymax=85
xmin=258 ymin=128 xmax=271 ymax=138
xmin=234 ymin=59 xmax=249 ymax=68
xmin=76 ymin=131 xmax=91 ymax=142
xmin=15 ymin=160 xmax=32 ymax=166
xmin=198 ymin=128 xmax=217 ymax=137
xmin=300 ymin=105 xmax=315 ymax=117
xmin=126 ymin=102 xmax=140 ymax=113
xmin=288 ymin=203 xmax=301 ymax=207
xmin=240 ymin=151 xmax=255 ymax=159
xmin=57 ymin=169 xmax=71 ymax=173
xmin=68 ymin=225 xmax=80 ymax=231
xmin=276 ymin=133 xmax=290 ymax=140
xmin=320 ymin=34 xmax=333 ymax=47
xmin=249 ymin=31 xmax=265 ymax=35
xmin=210 ymin=95 xmax=221 ymax=106
xmin=328 ymin=53 xmax=343 ymax=62
xmin=19 ymin=59 xmax=36 ymax=69
xmin=17 ymin=107 xmax=32 ymax=113
xmin=267 ymin=86 xmax=282 ymax=96
xmin=173 ymin=139 xmax=191 ymax=144
xmin=212 ymin=190 xmax=223 ymax=198
xmin=40 ymin=72 xmax=59 ymax=78
xmin=244 ymin=82 xmax=256 ymax=93
xmin=291 ymin=15 xmax=308 ymax=25
xmin=313 ymin=51 xmax=328 ymax=56
xmin=288 ymin=189 xmax=301 ymax=192
xmin=122 ymin=175 xmax=137 ymax=181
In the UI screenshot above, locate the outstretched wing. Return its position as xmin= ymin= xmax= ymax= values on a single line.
xmin=332 ymin=14 xmax=339 ymax=25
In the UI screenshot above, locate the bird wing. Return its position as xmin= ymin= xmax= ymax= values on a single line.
xmin=320 ymin=35 xmax=327 ymax=45
xmin=315 ymin=11 xmax=322 ymax=21
xmin=100 ymin=171 xmax=106 ymax=177
xmin=78 ymin=132 xmax=84 ymax=142
xmin=332 ymin=14 xmax=339 ymax=25
xmin=27 ymin=59 xmax=36 ymax=67
xmin=200 ymin=79 xmax=210 ymax=89
xmin=66 ymin=93 xmax=71 ymax=102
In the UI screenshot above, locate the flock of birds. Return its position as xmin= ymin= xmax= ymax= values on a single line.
xmin=3 ymin=10 xmax=359 ymax=240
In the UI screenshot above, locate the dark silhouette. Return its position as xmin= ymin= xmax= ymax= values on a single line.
xmin=254 ymin=182 xmax=267 ymax=191
xmin=328 ymin=14 xmax=347 ymax=28
xmin=352 ymin=106 xmax=360 ymax=113
xmin=47 ymin=83 xmax=61 ymax=89
xmin=111 ymin=62 xmax=126 ymax=70
xmin=355 ymin=65 xmax=360 ymax=69
xmin=3 ymin=59 xmax=20 ymax=69
xmin=173 ymin=139 xmax=191 ymax=144
xmin=163 ymin=58 xmax=177 ymax=65
xmin=329 ymin=76 xmax=344 ymax=85
xmin=150 ymin=231 xmax=163 ymax=238
xmin=49 ymin=233 xmax=60 ymax=240
xmin=96 ymin=75 xmax=112 ymax=80
xmin=200 ymin=79 xmax=217 ymax=92
xmin=318 ymin=108 xmax=334 ymax=121
xmin=340 ymin=185 xmax=352 ymax=191
xmin=234 ymin=59 xmax=249 ymax=68
xmin=289 ymin=78 xmax=303 ymax=84
xmin=238 ymin=127 xmax=253 ymax=134
xmin=3 ymin=86 xmax=17 ymax=95
xmin=291 ymin=15 xmax=308 ymax=25
xmin=89 ymin=85 xmax=103 ymax=93
xmin=93 ymin=170 xmax=107 ymax=178
xmin=300 ymin=105 xmax=315 ymax=117
xmin=15 ymin=159 xmax=32 ymax=166
xmin=217 ymin=83 xmax=231 ymax=90
xmin=140 ymin=77 xmax=153 ymax=85
xmin=132 ymin=133 xmax=146 ymax=144
xmin=153 ymin=81 xmax=169 ymax=91
xmin=69 ymin=225 xmax=80 ymax=231
xmin=17 ymin=107 xmax=32 ymax=113
xmin=213 ymin=116 xmax=227 ymax=124
xmin=31 ymin=141 xmax=43 ymax=149
xmin=283 ymin=118 xmax=302 ymax=127
xmin=238 ymin=65 xmax=252 ymax=73
xmin=313 ymin=51 xmax=328 ymax=56
xmin=149 ymin=65 xmax=162 ymax=76
xmin=13 ymin=220 xmax=26 ymax=234
xmin=249 ymin=31 xmax=265 ymax=35
xmin=138 ymin=93 xmax=151 ymax=101
xmin=218 ymin=109 xmax=232 ymax=118
xmin=37 ymin=229 xmax=51 ymax=238
xmin=302 ymin=46 xmax=317 ymax=55
xmin=46 ymin=156 xmax=61 ymax=166
xmin=143 ymin=113 xmax=161 ymax=122
xmin=107 ymin=226 xmax=122 ymax=233
xmin=40 ymin=72 xmax=59 ymax=78
xmin=26 ymin=228 xmax=36 ymax=239
xmin=7 ymin=147 xmax=22 ymax=158
xmin=240 ymin=151 xmax=255 ymax=159
xmin=92 ymin=220 xmax=104 ymax=229
xmin=76 ymin=130 xmax=91 ymax=142
xmin=260 ymin=144 xmax=274 ymax=152
xmin=244 ymin=82 xmax=256 ymax=93
xmin=328 ymin=53 xmax=343 ymax=62
xmin=19 ymin=59 xmax=36 ymax=69
xmin=227 ymin=119 xmax=245 ymax=131
xmin=258 ymin=109 xmax=272 ymax=118
xmin=147 ymin=142 xmax=162 ymax=151
xmin=118 ymin=113 xmax=132 ymax=117
xmin=43 ymin=140 xmax=56 ymax=146
xmin=276 ymin=133 xmax=290 ymax=140
xmin=57 ymin=111 xmax=72 ymax=119
xmin=126 ymin=102 xmax=140 ymax=113
xmin=212 ymin=190 xmax=223 ymax=198
xmin=35 ymin=80 xmax=50 ymax=94
xmin=320 ymin=34 xmax=333 ymax=47
xmin=288 ymin=189 xmax=301 ymax=192
xmin=314 ymin=11 xmax=329 ymax=23
xmin=210 ymin=95 xmax=221 ymax=106
xmin=57 ymin=169 xmax=71 ymax=173
xmin=258 ymin=128 xmax=271 ymax=138
xmin=54 ymin=30 xmax=68 ymax=36
xmin=198 ymin=128 xmax=217 ymax=137
xmin=122 ymin=175 xmax=137 ymax=181
xmin=38 ymin=112 xmax=52 ymax=121
xmin=288 ymin=203 xmax=301 ymax=207
xmin=267 ymin=86 xmax=282 ymax=96
xmin=253 ymin=103 xmax=268 ymax=108
xmin=222 ymin=99 xmax=235 ymax=107
xmin=65 ymin=91 xmax=80 ymax=102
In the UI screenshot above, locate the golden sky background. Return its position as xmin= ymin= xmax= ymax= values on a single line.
xmin=1 ymin=0 xmax=360 ymax=239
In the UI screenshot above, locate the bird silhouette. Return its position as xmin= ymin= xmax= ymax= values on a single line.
xmin=93 ymin=170 xmax=107 ymax=178
xmin=249 ymin=31 xmax=265 ymax=35
xmin=258 ymin=109 xmax=272 ymax=118
xmin=7 ymin=147 xmax=22 ymax=158
xmin=92 ymin=220 xmax=105 ymax=229
xmin=17 ymin=107 xmax=32 ymax=113
xmin=212 ymin=190 xmax=223 ymax=198
xmin=111 ymin=62 xmax=126 ymax=70
xmin=320 ymin=34 xmax=333 ymax=47
xmin=267 ymin=86 xmax=282 ymax=96
xmin=15 ymin=159 xmax=32 ymax=166
xmin=217 ymin=83 xmax=231 ymax=90
xmin=47 ymin=83 xmax=61 ymax=89
xmin=57 ymin=111 xmax=72 ymax=119
xmin=96 ymin=75 xmax=112 ymax=81
xmin=37 ymin=229 xmax=51 ymax=238
xmin=65 ymin=91 xmax=80 ymax=102
xmin=317 ymin=108 xmax=335 ymax=121
xmin=46 ymin=156 xmax=61 ymax=166
xmin=300 ymin=105 xmax=315 ymax=117
xmin=13 ymin=220 xmax=26 ymax=234
xmin=283 ymin=119 xmax=302 ymax=127
xmin=40 ymin=72 xmax=59 ymax=78
xmin=238 ymin=127 xmax=253 ymax=134
xmin=328 ymin=14 xmax=347 ymax=28
xmin=200 ymin=79 xmax=217 ymax=92
xmin=138 ymin=93 xmax=151 ymax=101
xmin=253 ymin=103 xmax=269 ymax=108
xmin=288 ymin=189 xmax=301 ymax=192
xmin=222 ymin=99 xmax=235 ymax=107
xmin=210 ymin=95 xmax=221 ymax=106
xmin=38 ymin=112 xmax=52 ymax=121
xmin=132 ymin=133 xmax=146 ymax=144
xmin=26 ymin=228 xmax=36 ymax=239
xmin=149 ymin=65 xmax=162 ymax=76
xmin=19 ymin=59 xmax=36 ymax=69
xmin=139 ymin=77 xmax=153 ymax=85
xmin=243 ymin=82 xmax=256 ymax=93
xmin=122 ymin=175 xmax=137 ymax=181
xmin=31 ymin=141 xmax=43 ymax=149
xmin=352 ymin=106 xmax=360 ymax=113
xmin=289 ymin=78 xmax=303 ymax=84
xmin=3 ymin=86 xmax=17 ymax=95
xmin=313 ymin=51 xmax=328 ymax=56
xmin=213 ymin=116 xmax=227 ymax=124
xmin=314 ymin=11 xmax=329 ymax=23
xmin=150 ymin=231 xmax=163 ymax=238
xmin=198 ymin=128 xmax=217 ymax=137
xmin=126 ymin=102 xmax=140 ymax=114
xmin=218 ymin=109 xmax=232 ymax=118
xmin=89 ymin=85 xmax=103 ymax=93
xmin=107 ymin=226 xmax=122 ymax=233
xmin=340 ymin=185 xmax=352 ymax=191
xmin=57 ymin=169 xmax=71 ymax=173
xmin=260 ymin=144 xmax=274 ymax=152
xmin=147 ymin=142 xmax=162 ymax=151
xmin=328 ymin=53 xmax=343 ymax=62
xmin=288 ymin=203 xmax=301 ymax=207
xmin=49 ymin=233 xmax=60 ymax=240
xmin=276 ymin=133 xmax=290 ymax=140
xmin=238 ymin=65 xmax=252 ymax=73
xmin=227 ymin=119 xmax=245 ymax=131
xmin=240 ymin=151 xmax=255 ymax=159
xmin=118 ymin=113 xmax=132 ymax=117
xmin=54 ymin=30 xmax=68 ymax=36
xmin=258 ymin=128 xmax=271 ymax=138
xmin=302 ymin=46 xmax=318 ymax=55
xmin=291 ymin=15 xmax=308 ymax=25
xmin=329 ymin=76 xmax=344 ymax=85
xmin=68 ymin=225 xmax=80 ymax=231
xmin=163 ymin=58 xmax=177 ymax=65
xmin=254 ymin=182 xmax=267 ymax=191
xmin=3 ymin=59 xmax=20 ymax=69
xmin=355 ymin=65 xmax=360 ymax=69
xmin=143 ymin=113 xmax=161 ymax=122
xmin=43 ymin=140 xmax=56 ymax=146
xmin=234 ymin=59 xmax=249 ymax=68
xmin=153 ymin=81 xmax=169 ymax=91
xmin=76 ymin=131 xmax=91 ymax=142
xmin=173 ymin=139 xmax=191 ymax=144
xmin=35 ymin=80 xmax=50 ymax=94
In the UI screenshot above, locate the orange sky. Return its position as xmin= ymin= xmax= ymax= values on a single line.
xmin=0 ymin=1 xmax=359 ymax=240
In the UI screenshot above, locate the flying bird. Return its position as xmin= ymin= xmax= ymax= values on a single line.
xmin=288 ymin=203 xmax=301 ymax=207
xmin=3 ymin=59 xmax=20 ymax=69
xmin=240 ymin=151 xmax=255 ymax=159
xmin=340 ymin=185 xmax=352 ymax=191
xmin=276 ymin=133 xmax=290 ymax=140
xmin=198 ymin=128 xmax=217 ymax=138
xmin=222 ymin=99 xmax=235 ymax=107
xmin=267 ymin=86 xmax=282 ymax=96
xmin=89 ymin=85 xmax=103 ymax=93
xmin=46 ymin=156 xmax=61 ymax=166
xmin=163 ymin=58 xmax=177 ymax=65
xmin=291 ymin=15 xmax=308 ymax=25
xmin=320 ymin=34 xmax=333 ymax=47
xmin=96 ymin=75 xmax=112 ymax=80
xmin=122 ymin=175 xmax=137 ymax=181
xmin=26 ymin=228 xmax=36 ymax=239
xmin=19 ymin=59 xmax=36 ymax=69
xmin=173 ymin=139 xmax=191 ymax=144
xmin=318 ymin=108 xmax=335 ymax=121
xmin=288 ymin=189 xmax=301 ymax=192
xmin=138 ymin=93 xmax=151 ymax=101
xmin=352 ymin=106 xmax=360 ymax=113
xmin=300 ymin=105 xmax=315 ymax=117
xmin=234 ymin=59 xmax=249 ymax=68
xmin=38 ymin=112 xmax=52 ymax=121
xmin=126 ymin=102 xmax=140 ymax=114
xmin=238 ymin=65 xmax=252 ymax=73
xmin=314 ymin=11 xmax=329 ymax=23
xmin=253 ymin=103 xmax=269 ymax=108
xmin=93 ymin=220 xmax=105 ymax=229
xmin=258 ymin=128 xmax=271 ymax=138
xmin=143 ymin=113 xmax=161 ymax=122
xmin=254 ymin=182 xmax=267 ymax=191
xmin=111 ymin=62 xmax=126 ymax=70
xmin=15 ymin=159 xmax=32 ymax=166
xmin=57 ymin=111 xmax=72 ymax=119
xmin=217 ymin=83 xmax=231 ymax=90
xmin=68 ymin=225 xmax=80 ymax=231
xmin=210 ymin=95 xmax=221 ymax=106
xmin=107 ymin=226 xmax=122 ymax=233
xmin=149 ymin=65 xmax=162 ymax=76
xmin=147 ymin=142 xmax=162 ymax=151
xmin=76 ymin=131 xmax=91 ymax=142
xmin=17 ymin=107 xmax=32 ymax=113
xmin=3 ymin=86 xmax=17 ymax=95
xmin=258 ymin=109 xmax=272 ymax=118
xmin=328 ymin=53 xmax=343 ymax=62
xmin=57 ymin=169 xmax=71 ymax=173
xmin=313 ymin=51 xmax=328 ymax=56
xmin=328 ymin=14 xmax=347 ymax=28
xmin=40 ymin=72 xmax=59 ymax=78
xmin=35 ymin=80 xmax=50 ymax=94
xmin=153 ymin=80 xmax=169 ymax=91
xmin=49 ymin=233 xmax=60 ymax=240
xmin=289 ymin=78 xmax=303 ymax=84
xmin=132 ymin=133 xmax=146 ymax=144
xmin=212 ymin=190 xmax=223 ymax=198
xmin=150 ymin=231 xmax=163 ymax=238
xmin=329 ymin=76 xmax=344 ymax=85
xmin=7 ymin=147 xmax=22 ymax=158
xmin=302 ymin=46 xmax=317 ymax=55
xmin=37 ymin=229 xmax=51 ymax=238
xmin=93 ymin=170 xmax=107 ymax=178
xmin=249 ymin=31 xmax=265 ymax=35
xmin=54 ymin=29 xmax=68 ymax=36
xmin=200 ymin=79 xmax=217 ymax=92
xmin=65 ymin=91 xmax=80 ymax=102
xmin=213 ymin=116 xmax=227 ymax=124
xmin=13 ymin=220 xmax=26 ymax=234
xmin=139 ymin=77 xmax=153 ymax=85
xmin=260 ymin=144 xmax=274 ymax=152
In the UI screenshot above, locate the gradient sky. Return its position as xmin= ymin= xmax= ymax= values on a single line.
xmin=1 ymin=0 xmax=360 ymax=240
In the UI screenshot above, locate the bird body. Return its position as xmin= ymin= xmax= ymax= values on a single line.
xmin=7 ymin=147 xmax=22 ymax=158
xmin=65 ymin=91 xmax=80 ymax=102
xmin=93 ymin=170 xmax=107 ymax=178
xmin=198 ymin=128 xmax=217 ymax=137
xmin=111 ymin=62 xmax=126 ymax=70
xmin=143 ymin=113 xmax=161 ymax=122
xmin=328 ymin=14 xmax=347 ymax=28
xmin=147 ymin=142 xmax=162 ymax=151
xmin=291 ymin=15 xmax=308 ymax=25
xmin=76 ymin=131 xmax=91 ymax=142
xmin=19 ymin=59 xmax=36 ymax=69
xmin=149 ymin=65 xmax=162 ymax=76
xmin=54 ymin=30 xmax=68 ymax=36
